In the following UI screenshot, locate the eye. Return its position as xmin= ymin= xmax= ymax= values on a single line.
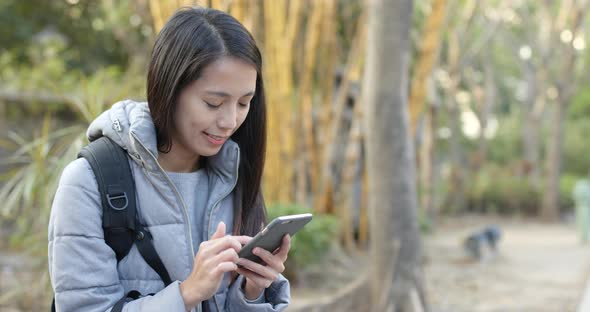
xmin=239 ymin=102 xmax=250 ymax=107
xmin=205 ymin=101 xmax=221 ymax=109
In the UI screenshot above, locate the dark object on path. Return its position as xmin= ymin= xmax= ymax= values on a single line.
xmin=463 ymin=225 xmax=502 ymax=261
xmin=483 ymin=225 xmax=501 ymax=250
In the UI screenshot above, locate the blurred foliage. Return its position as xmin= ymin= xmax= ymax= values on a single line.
xmin=0 ymin=0 xmax=147 ymax=121
xmin=464 ymin=166 xmax=585 ymax=216
xmin=439 ymin=110 xmax=590 ymax=215
xmin=0 ymin=5 xmax=146 ymax=303
xmin=559 ymin=174 xmax=580 ymax=212
xmin=563 ymin=120 xmax=590 ymax=175
xmin=266 ymin=203 xmax=339 ymax=282
xmin=0 ymin=116 xmax=83 ymax=309
xmin=465 ymin=164 xmax=540 ymax=215
xmin=569 ymin=88 xmax=590 ymax=120
xmin=481 ymin=115 xmax=523 ymax=166
xmin=0 ymin=118 xmax=82 ymax=244
xmin=0 ymin=0 xmax=151 ymax=73
xmin=0 ymin=58 xmax=143 ymax=307
xmin=0 ymin=55 xmax=144 ymax=249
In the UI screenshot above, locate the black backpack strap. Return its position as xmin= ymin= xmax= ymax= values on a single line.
xmin=106 ymin=232 xmax=172 ymax=310
xmin=50 ymin=137 xmax=174 ymax=312
xmin=79 ymin=137 xmax=173 ymax=283
xmin=79 ymin=136 xmax=137 ymax=261
xmin=111 ymin=290 xmax=142 ymax=312
xmin=135 ymin=226 xmax=173 ymax=286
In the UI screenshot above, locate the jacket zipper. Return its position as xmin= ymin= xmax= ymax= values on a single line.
xmin=130 ymin=133 xmax=196 ymax=262
xmin=208 ymin=145 xmax=240 ymax=311
xmin=208 ymin=145 xmax=240 ymax=240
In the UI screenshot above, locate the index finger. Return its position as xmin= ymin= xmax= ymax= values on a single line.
xmin=207 ymin=235 xmax=243 ymax=255
xmin=231 ymin=235 xmax=253 ymax=245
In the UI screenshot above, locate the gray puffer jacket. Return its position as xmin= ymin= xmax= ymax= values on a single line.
xmin=48 ymin=100 xmax=290 ymax=312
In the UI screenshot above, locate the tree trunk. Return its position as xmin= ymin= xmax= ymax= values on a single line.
xmin=420 ymin=80 xmax=439 ymax=224
xmin=446 ymin=78 xmax=466 ymax=213
xmin=475 ymin=61 xmax=495 ymax=168
xmin=521 ymin=61 xmax=541 ymax=185
xmin=363 ymin=0 xmax=427 ymax=311
xmin=443 ymin=30 xmax=466 ymax=213
xmin=541 ymin=3 xmax=587 ymax=221
xmin=541 ymin=101 xmax=565 ymax=220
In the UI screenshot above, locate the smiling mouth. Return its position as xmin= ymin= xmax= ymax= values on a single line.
xmin=204 ymin=132 xmax=228 ymax=145
xmin=204 ymin=132 xmax=228 ymax=140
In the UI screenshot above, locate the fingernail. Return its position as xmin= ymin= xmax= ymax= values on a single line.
xmin=253 ymin=248 xmax=259 ymax=254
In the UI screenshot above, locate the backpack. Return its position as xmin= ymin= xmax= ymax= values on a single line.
xmin=51 ymin=136 xmax=172 ymax=312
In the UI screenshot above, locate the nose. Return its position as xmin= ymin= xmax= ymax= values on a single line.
xmin=218 ymin=103 xmax=238 ymax=130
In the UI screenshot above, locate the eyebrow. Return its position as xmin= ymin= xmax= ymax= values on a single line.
xmin=205 ymin=90 xmax=255 ymax=98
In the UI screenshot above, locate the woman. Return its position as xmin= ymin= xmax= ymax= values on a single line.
xmin=48 ymin=7 xmax=290 ymax=312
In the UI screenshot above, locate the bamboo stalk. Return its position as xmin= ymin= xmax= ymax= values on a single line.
xmin=276 ymin=0 xmax=294 ymax=204
xmin=295 ymin=140 xmax=307 ymax=205
xmin=312 ymin=0 xmax=338 ymax=214
xmin=261 ymin=0 xmax=301 ymax=204
xmin=210 ymin=0 xmax=228 ymax=11
xmin=149 ymin=0 xmax=165 ymax=32
xmin=282 ymin=0 xmax=304 ymax=205
xmin=229 ymin=0 xmax=249 ymax=31
xmin=316 ymin=13 xmax=367 ymax=213
xmin=409 ymin=0 xmax=448 ymax=136
xmin=149 ymin=0 xmax=196 ymax=33
xmin=262 ymin=0 xmax=281 ymax=203
xmin=286 ymin=0 xmax=304 ymax=55
xmin=318 ymin=0 xmax=338 ymax=164
xmin=298 ymin=0 xmax=323 ymax=206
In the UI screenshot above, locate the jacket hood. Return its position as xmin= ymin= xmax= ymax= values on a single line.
xmin=88 ymin=100 xmax=156 ymax=157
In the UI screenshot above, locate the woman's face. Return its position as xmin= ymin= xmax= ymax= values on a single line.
xmin=172 ymin=56 xmax=256 ymax=160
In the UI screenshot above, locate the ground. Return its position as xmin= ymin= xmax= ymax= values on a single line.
xmin=289 ymin=215 xmax=590 ymax=311
xmin=423 ymin=215 xmax=590 ymax=312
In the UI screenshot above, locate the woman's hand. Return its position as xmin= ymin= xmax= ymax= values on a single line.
xmin=180 ymin=222 xmax=250 ymax=311
xmin=236 ymin=234 xmax=291 ymax=300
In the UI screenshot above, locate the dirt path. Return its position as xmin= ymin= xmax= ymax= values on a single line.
xmin=424 ymin=215 xmax=590 ymax=312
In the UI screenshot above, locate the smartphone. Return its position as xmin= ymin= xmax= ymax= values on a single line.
xmin=238 ymin=213 xmax=313 ymax=264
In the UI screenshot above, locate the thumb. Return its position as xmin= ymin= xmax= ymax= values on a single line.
xmin=211 ymin=221 xmax=226 ymax=240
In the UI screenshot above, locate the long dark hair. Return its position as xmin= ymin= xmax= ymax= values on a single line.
xmin=147 ymin=7 xmax=267 ymax=236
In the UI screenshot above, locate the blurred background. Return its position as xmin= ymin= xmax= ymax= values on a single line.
xmin=1 ymin=0 xmax=589 ymax=311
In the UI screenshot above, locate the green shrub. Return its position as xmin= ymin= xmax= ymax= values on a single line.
xmin=485 ymin=115 xmax=522 ymax=165
xmin=466 ymin=164 xmax=540 ymax=215
xmin=563 ymin=120 xmax=590 ymax=175
xmin=569 ymin=88 xmax=590 ymax=121
xmin=560 ymin=174 xmax=583 ymax=212
xmin=266 ymin=203 xmax=338 ymax=281
xmin=464 ymin=167 xmax=584 ymax=215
